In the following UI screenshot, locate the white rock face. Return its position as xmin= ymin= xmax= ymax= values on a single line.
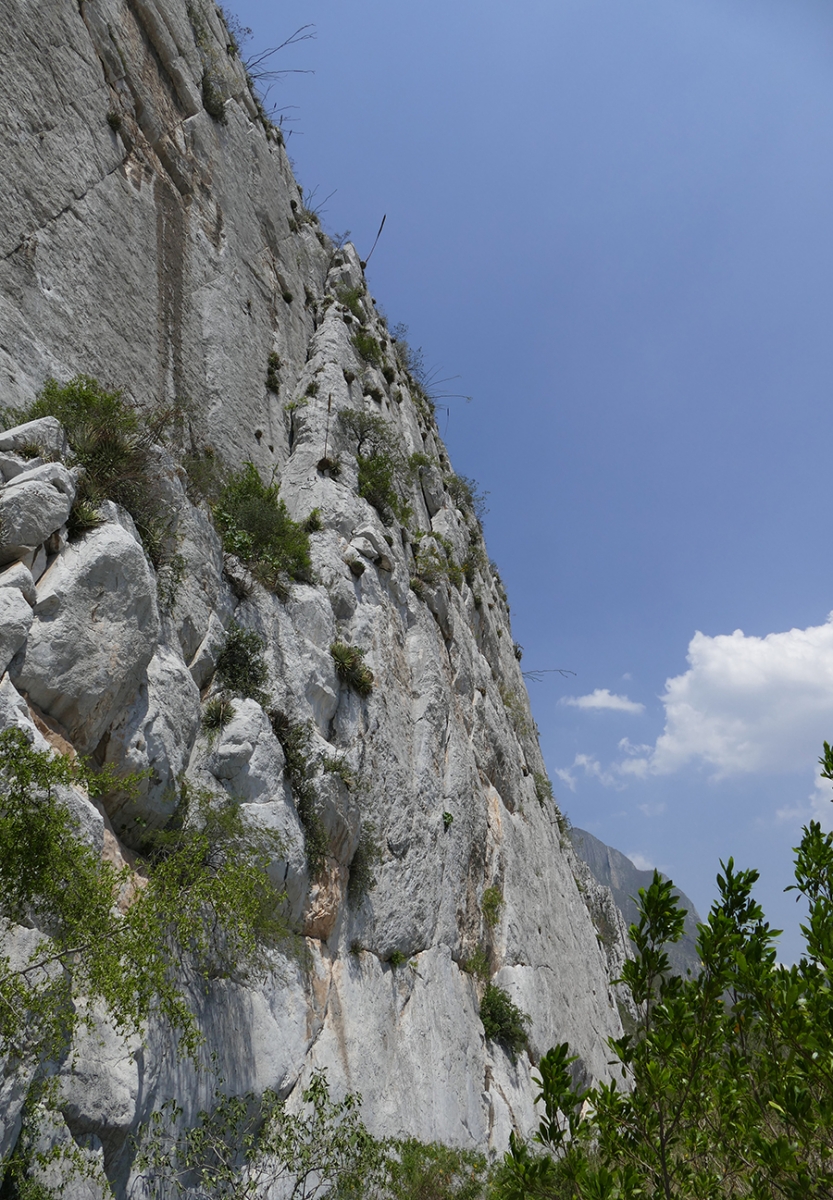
xmin=10 ymin=522 xmax=159 ymax=754
xmin=0 ymin=0 xmax=634 ymax=1192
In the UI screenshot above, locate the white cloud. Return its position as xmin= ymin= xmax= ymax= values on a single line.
xmin=623 ymin=613 xmax=833 ymax=780
xmin=563 ymin=688 xmax=645 ymax=715
xmin=638 ymin=801 xmax=666 ymax=817
xmin=626 ymin=851 xmax=655 ymax=871
xmin=555 ymin=753 xmax=622 ymax=790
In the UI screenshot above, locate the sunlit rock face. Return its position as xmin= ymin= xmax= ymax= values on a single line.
xmin=0 ymin=0 xmax=627 ymax=1192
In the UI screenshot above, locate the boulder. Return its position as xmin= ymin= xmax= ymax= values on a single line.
xmin=0 ymin=588 xmax=33 ymax=676
xmin=0 ymin=464 xmax=76 ymax=563
xmin=10 ymin=524 xmax=159 ymax=754
xmin=0 ymin=561 xmax=37 ymax=605
xmin=0 ymin=416 xmax=68 ymax=458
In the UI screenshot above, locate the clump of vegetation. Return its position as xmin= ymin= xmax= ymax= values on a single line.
xmin=321 ymin=754 xmax=355 ymax=790
xmin=215 ymin=622 xmax=270 ymax=705
xmin=445 ymin=473 xmax=488 ymax=524
xmin=337 ymin=284 xmax=366 ymax=322
xmin=268 ymin=712 xmax=327 ymax=876
xmin=302 ymin=507 xmax=323 ymax=533
xmin=213 ymin=461 xmax=312 ymax=597
xmin=499 ymin=685 xmax=534 ymax=740
xmin=348 ymin=822 xmax=383 ymax=905
xmin=533 ymin=771 xmax=554 ymax=807
xmin=482 ymin=885 xmax=504 ymax=929
xmin=352 ymin=330 xmax=384 ymax=369
xmin=182 ymin=445 xmax=225 ymax=505
xmin=331 ymin=642 xmax=374 ymax=697
xmin=411 ymin=531 xmax=463 ymax=591
xmin=202 ymin=694 xmax=236 ymax=735
xmin=0 ymin=728 xmax=287 ymax=1073
xmin=338 ymin=409 xmax=411 ymax=525
xmin=443 ymin=811 xmax=454 ymax=831
xmin=462 ymin=947 xmax=490 ymax=981
xmin=201 ymin=69 xmax=227 ymax=122
xmin=3 ymin=375 xmax=175 ymax=565
xmin=479 ymin=983 xmax=530 ymax=1063
xmin=157 ymin=551 xmax=187 ymax=613
xmin=106 ymin=109 xmax=122 ymax=132
xmin=265 ymin=351 xmax=282 ymax=393
xmin=388 ymin=950 xmax=408 ymax=968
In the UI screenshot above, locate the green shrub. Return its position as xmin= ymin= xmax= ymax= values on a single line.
xmin=348 ymin=822 xmax=383 ymax=905
xmin=352 ymin=330 xmax=384 ymax=368
xmin=321 ymin=754 xmax=355 ymax=789
xmin=215 ymin=622 xmax=269 ymax=705
xmin=202 ymin=694 xmax=236 ymax=734
xmin=482 ymin=885 xmax=504 ymax=928
xmin=462 ymin=947 xmax=490 ymax=981
xmin=331 ymin=642 xmax=374 ymax=697
xmin=302 ymin=507 xmax=323 ymax=533
xmin=268 ymin=712 xmax=327 ymax=876
xmin=479 ymin=983 xmax=530 ymax=1062
xmin=388 ymin=950 xmax=408 ymax=968
xmin=265 ymin=351 xmax=281 ymax=393
xmin=338 ymin=409 xmax=410 ymax=525
xmin=5 ymin=375 xmax=174 ymax=565
xmin=445 ymin=473 xmax=488 ymax=523
xmin=213 ymin=462 xmax=312 ymax=595
xmin=443 ymin=811 xmax=454 ymax=831
xmin=533 ymin=771 xmax=554 ymax=807
xmin=337 ymin=285 xmax=366 ymax=322
xmin=386 ymin=1139 xmax=489 ymax=1200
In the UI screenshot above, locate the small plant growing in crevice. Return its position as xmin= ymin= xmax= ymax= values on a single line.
xmin=338 ymin=409 xmax=410 ymax=526
xmin=388 ymin=950 xmax=408 ymax=969
xmin=352 ymin=330 xmax=384 ymax=369
xmin=202 ymin=694 xmax=236 ymax=736
xmin=482 ymin=885 xmax=504 ymax=929
xmin=499 ymin=685 xmax=534 ymax=740
xmin=268 ymin=712 xmax=327 ymax=877
xmin=442 ymin=811 xmax=454 ymax=831
xmin=266 ymin=352 xmax=282 ymax=393
xmin=215 ymin=622 xmax=269 ymax=705
xmin=106 ymin=110 xmax=122 ymax=132
xmin=213 ymin=462 xmax=312 ymax=597
xmin=445 ymin=473 xmax=488 ymax=524
xmin=330 ymin=642 xmax=374 ymax=697
xmin=462 ymin=947 xmax=490 ymax=981
xmin=479 ymin=983 xmax=530 ymax=1062
xmin=533 ymin=771 xmax=554 ymax=807
xmin=156 ymin=551 xmax=188 ymax=613
xmin=302 ymin=508 xmax=323 ymax=533
xmin=321 ymin=754 xmax=355 ymax=790
xmin=348 ymin=822 xmax=383 ymax=906
xmin=337 ymin=285 xmax=366 ymax=322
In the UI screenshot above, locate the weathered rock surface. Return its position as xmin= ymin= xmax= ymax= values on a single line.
xmin=10 ymin=522 xmax=159 ymax=754
xmin=0 ymin=0 xmax=637 ymax=1194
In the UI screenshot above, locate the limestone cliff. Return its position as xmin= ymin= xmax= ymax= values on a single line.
xmin=0 ymin=0 xmax=626 ymax=1192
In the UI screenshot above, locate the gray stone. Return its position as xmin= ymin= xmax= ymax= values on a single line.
xmin=10 ymin=524 xmax=158 ymax=754
xmin=0 ymin=474 xmax=75 ymax=563
xmin=0 ymin=417 xmax=67 ymax=458
xmin=0 ymin=561 xmax=38 ymax=607
xmin=0 ymin=587 xmax=33 ymax=675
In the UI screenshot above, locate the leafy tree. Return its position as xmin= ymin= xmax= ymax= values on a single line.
xmin=0 ymin=727 xmax=288 ymax=1189
xmin=493 ymin=744 xmax=833 ymax=1199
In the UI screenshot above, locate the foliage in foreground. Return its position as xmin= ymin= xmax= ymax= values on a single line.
xmin=495 ymin=744 xmax=833 ymax=1199
xmin=0 ymin=727 xmax=287 ymax=1133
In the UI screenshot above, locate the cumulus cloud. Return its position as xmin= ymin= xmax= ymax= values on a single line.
xmin=554 ymin=753 xmax=622 ymax=791
xmin=563 ymin=688 xmax=645 ymax=715
xmin=623 ymin=614 xmax=833 ymax=780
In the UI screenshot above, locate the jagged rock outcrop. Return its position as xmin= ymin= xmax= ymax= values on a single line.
xmin=0 ymin=1 xmax=632 ymax=1193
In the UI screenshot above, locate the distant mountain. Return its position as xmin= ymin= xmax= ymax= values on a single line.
xmin=569 ymin=828 xmax=703 ymax=979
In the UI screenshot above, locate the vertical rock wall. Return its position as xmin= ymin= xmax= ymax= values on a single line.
xmin=0 ymin=0 xmax=626 ymax=1193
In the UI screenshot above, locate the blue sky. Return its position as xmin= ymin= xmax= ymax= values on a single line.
xmin=232 ymin=0 xmax=833 ymax=960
